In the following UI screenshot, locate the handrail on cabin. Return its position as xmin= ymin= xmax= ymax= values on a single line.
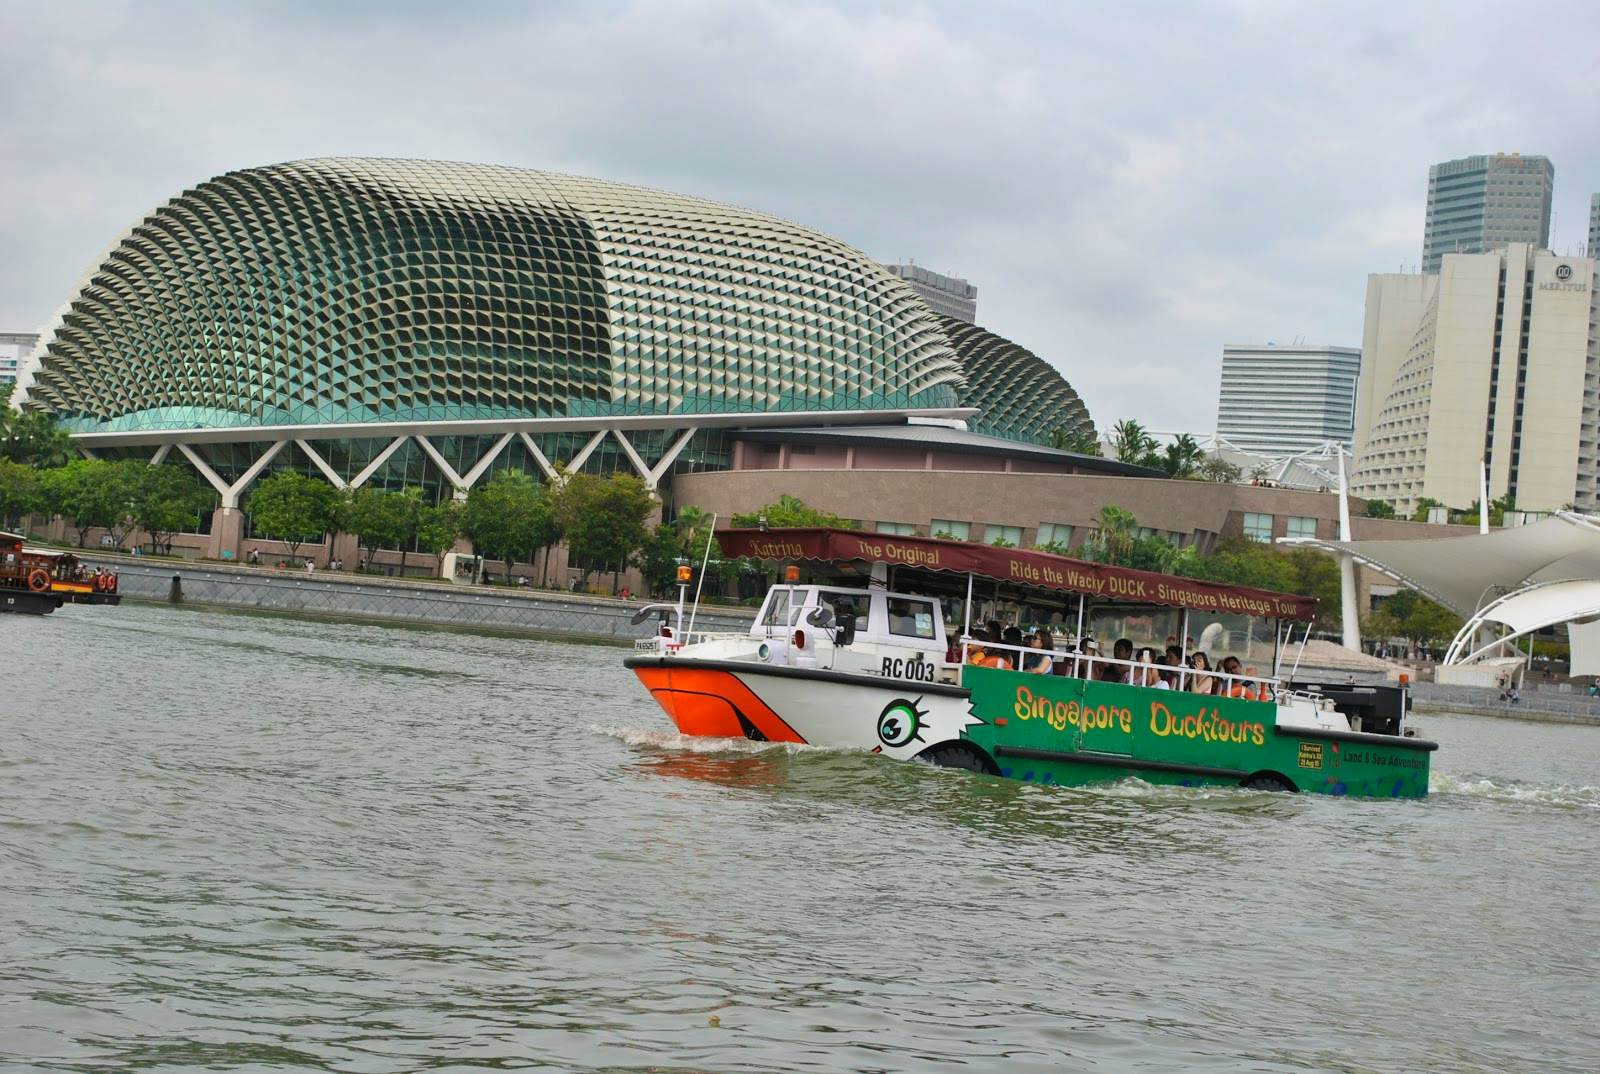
xmin=957 ymin=637 xmax=1279 ymax=696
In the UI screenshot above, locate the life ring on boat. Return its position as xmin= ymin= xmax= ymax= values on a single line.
xmin=26 ymin=568 xmax=50 ymax=592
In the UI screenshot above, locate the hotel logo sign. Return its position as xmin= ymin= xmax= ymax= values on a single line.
xmin=1540 ymin=263 xmax=1587 ymax=293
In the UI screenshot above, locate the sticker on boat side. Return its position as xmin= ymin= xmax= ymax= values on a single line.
xmin=1298 ymin=741 xmax=1324 ymax=769
xmin=877 ymin=698 xmax=928 ymax=748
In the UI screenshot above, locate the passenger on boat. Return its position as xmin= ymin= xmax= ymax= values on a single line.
xmin=1134 ymin=648 xmax=1166 ymax=688
xmin=1076 ymin=637 xmax=1099 ymax=680
xmin=1025 ymin=629 xmax=1055 ymax=674
xmin=1155 ymin=653 xmax=1178 ymax=689
xmin=1001 ymin=626 xmax=1025 ymax=670
xmin=1188 ymin=652 xmax=1217 ymax=695
xmin=1101 ymin=639 xmax=1134 ymax=683
xmin=1219 ymin=656 xmax=1261 ymax=700
xmin=966 ymin=627 xmax=1012 ymax=670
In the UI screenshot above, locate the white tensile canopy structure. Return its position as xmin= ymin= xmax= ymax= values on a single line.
xmin=1282 ymin=512 xmax=1600 ymax=674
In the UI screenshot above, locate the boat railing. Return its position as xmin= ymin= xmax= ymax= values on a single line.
xmin=959 ymin=637 xmax=1280 ymax=699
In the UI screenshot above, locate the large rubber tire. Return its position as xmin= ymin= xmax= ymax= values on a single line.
xmin=1241 ymin=772 xmax=1296 ymax=792
xmin=916 ymin=743 xmax=996 ymax=775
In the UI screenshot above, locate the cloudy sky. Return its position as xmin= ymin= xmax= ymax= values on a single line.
xmin=3 ymin=0 xmax=1597 ymax=431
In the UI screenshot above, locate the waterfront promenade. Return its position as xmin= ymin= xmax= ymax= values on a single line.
xmin=79 ymin=552 xmax=754 ymax=644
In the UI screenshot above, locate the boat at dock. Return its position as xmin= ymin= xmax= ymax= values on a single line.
xmin=624 ymin=527 xmax=1436 ymax=798
xmin=0 ymin=532 xmax=122 ymax=615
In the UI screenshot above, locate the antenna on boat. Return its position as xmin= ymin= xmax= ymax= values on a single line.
xmin=684 ymin=512 xmax=717 ymax=641
xmin=1287 ymin=619 xmax=1314 ymax=685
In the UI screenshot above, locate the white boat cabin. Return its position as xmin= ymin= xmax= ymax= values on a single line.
xmin=747 ymin=584 xmax=951 ymax=681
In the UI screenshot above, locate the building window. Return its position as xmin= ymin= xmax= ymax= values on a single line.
xmin=1286 ymin=516 xmax=1317 ymax=540
xmin=931 ymin=519 xmax=971 ymax=541
xmin=876 ymin=521 xmax=916 ymax=536
xmin=1036 ymin=523 xmax=1073 ymax=549
xmin=1242 ymin=512 xmax=1274 ymax=542
xmin=987 ymin=525 xmax=1023 ymax=546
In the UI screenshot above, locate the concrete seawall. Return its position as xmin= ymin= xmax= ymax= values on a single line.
xmin=84 ymin=555 xmax=754 ymax=643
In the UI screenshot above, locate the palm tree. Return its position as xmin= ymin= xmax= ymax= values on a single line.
xmin=1162 ymin=434 xmax=1205 ymax=478
xmin=1048 ymin=426 xmax=1101 ymax=456
xmin=1110 ymin=420 xmax=1156 ymax=465
xmin=1093 ymin=504 xmax=1139 ymax=565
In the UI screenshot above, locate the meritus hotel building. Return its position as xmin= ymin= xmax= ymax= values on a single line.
xmin=1352 ymin=245 xmax=1600 ymax=514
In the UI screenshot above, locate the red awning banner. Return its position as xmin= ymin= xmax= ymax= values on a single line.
xmin=715 ymin=527 xmax=1317 ymax=621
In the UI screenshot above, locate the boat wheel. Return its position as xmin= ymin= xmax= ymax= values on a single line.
xmin=1241 ymin=772 xmax=1296 ymax=792
xmin=915 ymin=743 xmax=997 ymax=775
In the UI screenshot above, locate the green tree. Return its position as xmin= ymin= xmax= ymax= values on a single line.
xmin=134 ymin=464 xmax=216 ymax=554
xmin=339 ymin=487 xmax=413 ymax=571
xmin=1173 ymin=536 xmax=1298 ymax=593
xmin=1048 ymin=426 xmax=1101 ymax=456
xmin=1282 ymin=546 xmax=1343 ymax=635
xmin=1110 ymin=419 xmax=1158 ymax=466
xmin=731 ymin=494 xmax=853 ymax=529
xmin=1081 ymin=504 xmax=1139 ymax=565
xmin=527 ymin=483 xmax=561 ymax=585
xmin=415 ymin=498 xmax=463 ymax=575
xmin=1198 ymin=455 xmax=1242 ymax=484
xmin=392 ymin=487 xmax=430 ymax=577
xmin=246 ymin=471 xmax=341 ymax=564
xmin=1459 ymin=493 xmax=1516 ymax=528
xmin=1160 ymin=433 xmax=1206 ymax=478
xmin=0 ymin=459 xmax=42 ymax=530
xmin=1363 ymin=498 xmax=1397 ymax=519
xmin=556 ymin=472 xmax=655 ymax=591
xmin=0 ymin=384 xmax=74 ymax=468
xmin=1364 ymin=589 xmax=1461 ymax=648
xmin=637 ymin=522 xmax=689 ymax=597
xmin=39 ymin=458 xmax=134 ymax=547
xmin=462 ymin=471 xmax=546 ymax=582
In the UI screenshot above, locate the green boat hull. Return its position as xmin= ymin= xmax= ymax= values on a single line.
xmin=959 ymin=666 xmax=1434 ymax=798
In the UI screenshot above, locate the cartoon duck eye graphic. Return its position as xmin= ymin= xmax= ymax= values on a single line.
xmin=877 ymin=698 xmax=928 ymax=748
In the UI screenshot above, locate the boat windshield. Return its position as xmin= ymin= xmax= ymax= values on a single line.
xmin=760 ymin=589 xmax=797 ymax=629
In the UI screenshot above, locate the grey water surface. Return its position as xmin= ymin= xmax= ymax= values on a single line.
xmin=3 ymin=602 xmax=1598 ymax=1073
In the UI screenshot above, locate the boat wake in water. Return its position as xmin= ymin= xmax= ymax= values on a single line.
xmin=1431 ymin=771 xmax=1600 ymax=810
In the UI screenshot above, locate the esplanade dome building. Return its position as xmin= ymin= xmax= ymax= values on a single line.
xmin=19 ymin=158 xmax=1139 ymax=560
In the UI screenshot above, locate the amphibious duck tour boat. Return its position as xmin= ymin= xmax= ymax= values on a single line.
xmin=0 ymin=532 xmax=121 ymax=615
xmin=625 ymin=527 xmax=1436 ymax=798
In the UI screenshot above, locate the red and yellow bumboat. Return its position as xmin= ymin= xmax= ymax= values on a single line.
xmin=0 ymin=532 xmax=122 ymax=616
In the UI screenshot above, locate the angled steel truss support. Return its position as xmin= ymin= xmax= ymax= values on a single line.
xmin=293 ymin=439 xmax=347 ymax=489
xmin=350 ymin=436 xmax=411 ymax=490
xmin=177 ymin=440 xmax=287 ymax=509
xmin=413 ymin=432 xmax=514 ymax=500
xmin=610 ymin=427 xmax=697 ymax=490
xmin=518 ymin=432 xmax=557 ymax=480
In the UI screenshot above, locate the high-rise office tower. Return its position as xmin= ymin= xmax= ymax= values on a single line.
xmin=882 ymin=263 xmax=978 ymax=323
xmin=1421 ymin=153 xmax=1554 ymax=273
xmin=0 ymin=332 xmax=39 ymax=385
xmin=1589 ymin=193 xmax=1599 ymax=258
xmin=1215 ymin=344 xmax=1361 ymax=456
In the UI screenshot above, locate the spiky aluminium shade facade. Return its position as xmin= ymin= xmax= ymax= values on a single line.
xmin=939 ymin=316 xmax=1094 ymax=445
xmin=24 ymin=158 xmax=966 ymax=433
xmin=22 ymin=157 xmax=1094 ymax=454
